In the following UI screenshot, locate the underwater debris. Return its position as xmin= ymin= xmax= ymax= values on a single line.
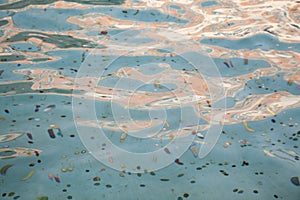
xmin=29 ymin=163 xmax=35 ymax=167
xmin=0 ymin=147 xmax=42 ymax=159
xmin=61 ymin=168 xmax=67 ymax=172
xmin=81 ymin=52 xmax=85 ymax=62
xmin=48 ymin=174 xmax=53 ymax=181
xmin=237 ymin=190 xmax=244 ymax=194
xmin=34 ymin=150 xmax=39 ymax=157
xmin=153 ymin=80 xmax=157 ymax=88
xmin=120 ymin=132 xmax=127 ymax=143
xmin=291 ymin=177 xmax=299 ymax=186
xmin=242 ymin=119 xmax=255 ymax=132
xmin=34 ymin=105 xmax=40 ymax=112
xmin=223 ymin=142 xmax=232 ymax=148
xmin=183 ymin=192 xmax=189 ymax=198
xmin=165 ymin=121 xmax=170 ymax=127
xmin=229 ymin=60 xmax=234 ymax=68
xmin=263 ymin=147 xmax=298 ymax=163
xmin=219 ymin=169 xmax=229 ymax=176
xmin=36 ymin=196 xmax=48 ymax=200
xmin=160 ymin=178 xmax=169 ymax=181
xmin=241 ymin=160 xmax=249 ymax=166
xmin=26 ymin=133 xmax=33 ymax=140
xmin=164 ymin=147 xmax=171 ymax=154
xmin=175 ymin=158 xmax=184 ymax=165
xmin=100 ymin=30 xmax=108 ymax=35
xmin=50 ymin=125 xmax=63 ymax=137
xmin=93 ymin=176 xmax=101 ymax=181
xmin=120 ymin=163 xmax=126 ymax=168
xmin=43 ymin=104 xmax=56 ymax=112
xmin=54 ymin=175 xmax=60 ymax=183
xmin=47 ymin=129 xmax=55 ymax=139
xmin=189 ymin=144 xmax=198 ymax=157
xmin=0 ymin=164 xmax=13 ymax=175
xmin=223 ymin=61 xmax=230 ymax=68
xmin=196 ymin=132 xmax=204 ymax=139
xmin=0 ymin=133 xmax=24 ymax=143
xmin=67 ymin=166 xmax=73 ymax=171
xmin=8 ymin=192 xmax=15 ymax=197
xmin=266 ymin=107 xmax=275 ymax=115
xmin=21 ymin=170 xmax=35 ymax=181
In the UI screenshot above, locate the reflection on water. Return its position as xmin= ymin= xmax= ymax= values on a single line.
xmin=0 ymin=0 xmax=299 ymax=199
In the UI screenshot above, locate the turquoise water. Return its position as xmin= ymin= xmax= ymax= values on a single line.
xmin=0 ymin=0 xmax=300 ymax=200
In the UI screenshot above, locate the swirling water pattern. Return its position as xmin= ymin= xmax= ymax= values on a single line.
xmin=0 ymin=0 xmax=299 ymax=199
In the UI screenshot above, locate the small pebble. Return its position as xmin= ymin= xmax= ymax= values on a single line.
xmin=241 ymin=161 xmax=249 ymax=166
xmin=36 ymin=196 xmax=48 ymax=200
xmin=290 ymin=176 xmax=299 ymax=186
xmin=8 ymin=192 xmax=15 ymax=196
xmin=150 ymin=171 xmax=155 ymax=176
xmin=29 ymin=163 xmax=35 ymax=167
xmin=93 ymin=176 xmax=100 ymax=181
xmin=237 ymin=190 xmax=244 ymax=194
xmin=100 ymin=31 xmax=108 ymax=35
xmin=183 ymin=193 xmax=189 ymax=198
xmin=67 ymin=167 xmax=73 ymax=171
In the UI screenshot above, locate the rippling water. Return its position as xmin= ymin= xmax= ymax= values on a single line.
xmin=0 ymin=0 xmax=300 ymax=199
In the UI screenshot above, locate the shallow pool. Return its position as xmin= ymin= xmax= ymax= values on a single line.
xmin=0 ymin=0 xmax=299 ymax=199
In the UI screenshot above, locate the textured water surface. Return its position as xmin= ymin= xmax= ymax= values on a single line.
xmin=0 ymin=0 xmax=300 ymax=199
